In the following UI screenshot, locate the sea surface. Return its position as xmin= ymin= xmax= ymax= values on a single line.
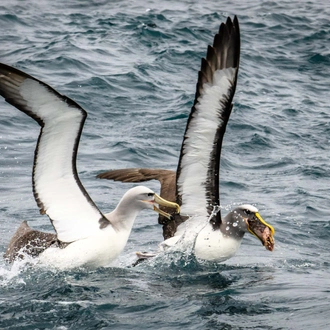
xmin=0 ymin=0 xmax=330 ymax=329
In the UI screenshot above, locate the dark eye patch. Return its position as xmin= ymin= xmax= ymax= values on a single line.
xmin=147 ymin=193 xmax=154 ymax=197
xmin=244 ymin=209 xmax=251 ymax=215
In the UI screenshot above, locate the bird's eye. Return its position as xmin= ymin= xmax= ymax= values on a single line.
xmin=244 ymin=209 xmax=251 ymax=215
xmin=147 ymin=193 xmax=154 ymax=197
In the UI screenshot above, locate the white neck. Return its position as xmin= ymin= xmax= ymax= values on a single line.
xmin=104 ymin=195 xmax=141 ymax=233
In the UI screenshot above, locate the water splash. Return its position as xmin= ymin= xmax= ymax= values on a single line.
xmin=155 ymin=204 xmax=222 ymax=263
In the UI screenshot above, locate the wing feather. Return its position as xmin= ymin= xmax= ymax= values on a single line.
xmin=0 ymin=63 xmax=108 ymax=242
xmin=176 ymin=16 xmax=240 ymax=229
xmin=97 ymin=168 xmax=176 ymax=203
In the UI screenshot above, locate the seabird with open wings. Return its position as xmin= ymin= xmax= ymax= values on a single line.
xmin=0 ymin=64 xmax=180 ymax=269
xmin=97 ymin=16 xmax=275 ymax=263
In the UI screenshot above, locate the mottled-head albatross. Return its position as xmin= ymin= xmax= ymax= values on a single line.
xmin=0 ymin=64 xmax=179 ymax=269
xmin=97 ymin=16 xmax=275 ymax=263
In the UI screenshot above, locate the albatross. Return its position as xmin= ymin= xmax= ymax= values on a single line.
xmin=0 ymin=63 xmax=180 ymax=269
xmin=97 ymin=16 xmax=275 ymax=263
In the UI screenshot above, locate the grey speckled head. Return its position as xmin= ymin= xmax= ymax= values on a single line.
xmin=220 ymin=204 xmax=275 ymax=251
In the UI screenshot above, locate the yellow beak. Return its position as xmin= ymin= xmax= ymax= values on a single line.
xmin=152 ymin=193 xmax=180 ymax=220
xmin=255 ymin=212 xmax=275 ymax=235
xmin=247 ymin=212 xmax=275 ymax=252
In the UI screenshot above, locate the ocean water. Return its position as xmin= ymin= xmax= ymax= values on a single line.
xmin=0 ymin=0 xmax=330 ymax=329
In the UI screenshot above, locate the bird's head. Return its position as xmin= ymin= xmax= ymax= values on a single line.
xmin=123 ymin=186 xmax=180 ymax=219
xmin=228 ymin=204 xmax=275 ymax=251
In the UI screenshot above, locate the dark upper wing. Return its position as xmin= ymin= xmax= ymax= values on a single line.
xmin=97 ymin=168 xmax=176 ymax=202
xmin=0 ymin=63 xmax=107 ymax=242
xmin=176 ymin=16 xmax=240 ymax=229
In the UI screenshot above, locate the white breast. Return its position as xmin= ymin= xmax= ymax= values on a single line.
xmin=38 ymin=226 xmax=131 ymax=269
xmin=194 ymin=224 xmax=243 ymax=262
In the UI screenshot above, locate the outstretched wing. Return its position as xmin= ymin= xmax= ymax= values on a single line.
xmin=97 ymin=168 xmax=176 ymax=203
xmin=97 ymin=17 xmax=241 ymax=238
xmin=0 ymin=63 xmax=108 ymax=243
xmin=176 ymin=16 xmax=240 ymax=229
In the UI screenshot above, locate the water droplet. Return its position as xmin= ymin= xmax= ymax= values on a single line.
xmin=233 ymin=222 xmax=238 ymax=227
xmin=226 ymin=226 xmax=229 ymax=231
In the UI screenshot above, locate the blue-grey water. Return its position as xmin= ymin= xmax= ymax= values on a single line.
xmin=0 ymin=0 xmax=329 ymax=329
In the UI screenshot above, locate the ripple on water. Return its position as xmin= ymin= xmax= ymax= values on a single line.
xmin=1 ymin=0 xmax=330 ymax=329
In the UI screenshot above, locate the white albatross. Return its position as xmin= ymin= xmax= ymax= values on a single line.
xmin=97 ymin=16 xmax=275 ymax=263
xmin=0 ymin=63 xmax=180 ymax=270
